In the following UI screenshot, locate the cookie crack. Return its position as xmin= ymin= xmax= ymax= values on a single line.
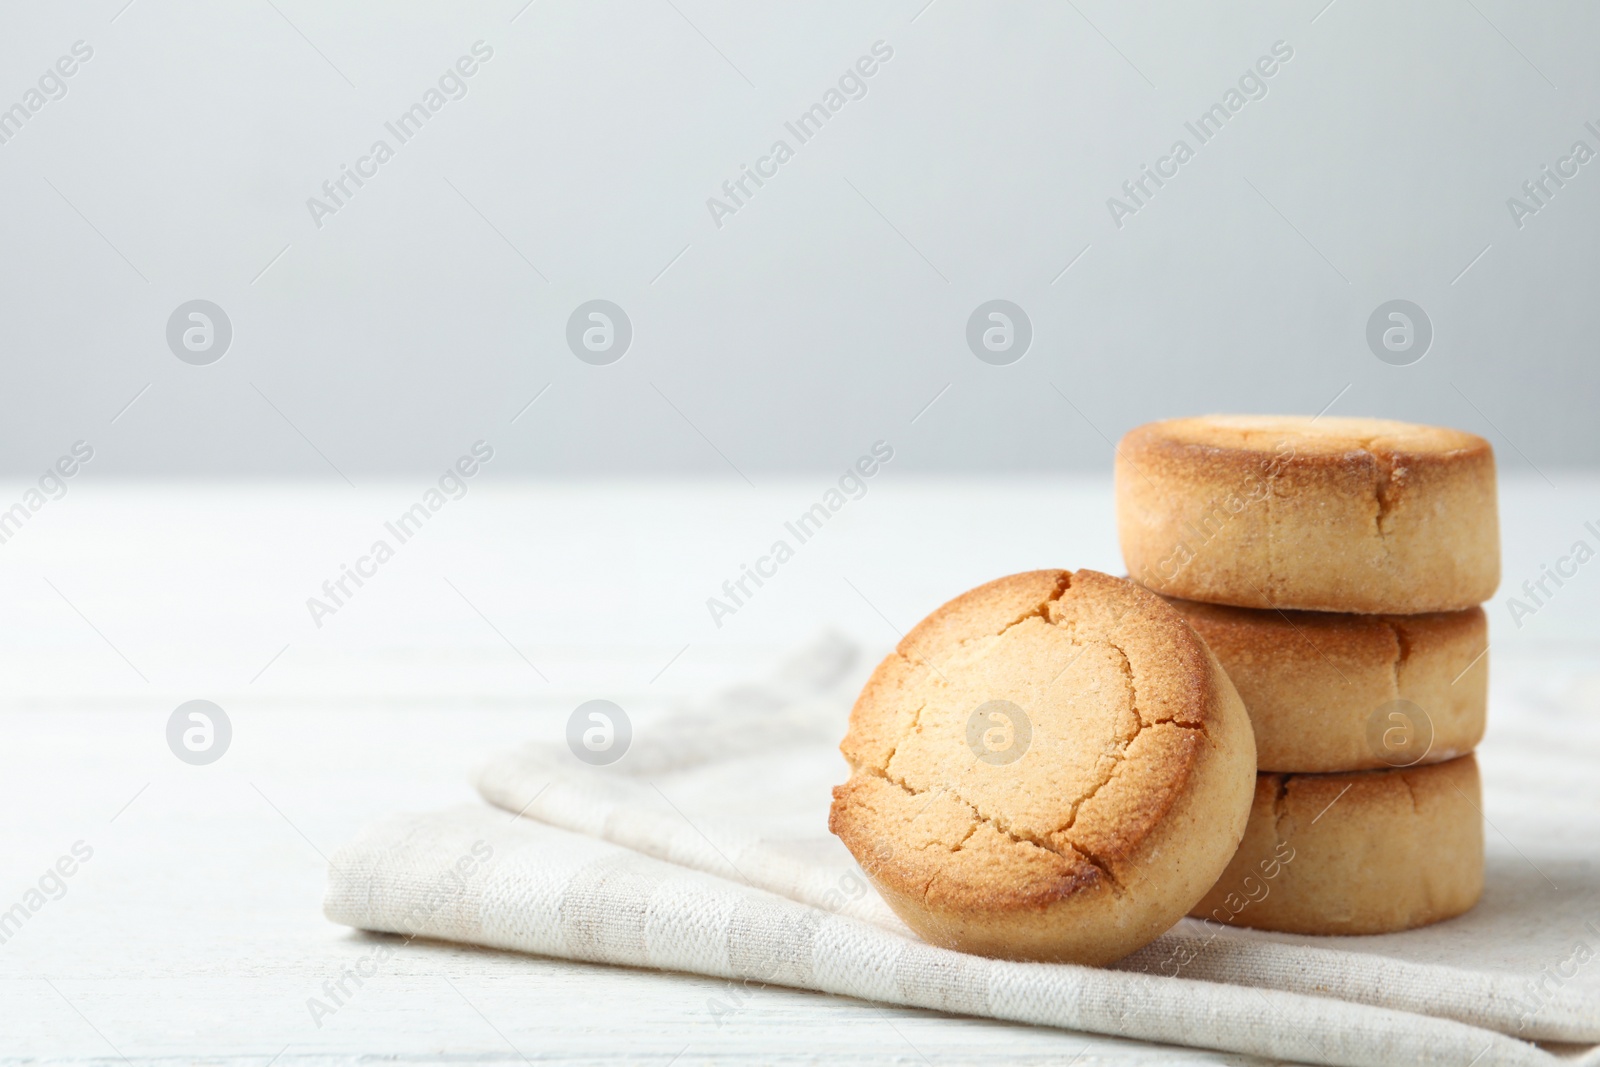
xmin=867 ymin=768 xmax=1124 ymax=894
xmin=1400 ymin=773 xmax=1421 ymax=815
xmin=1351 ymin=436 xmax=1401 ymax=551
xmin=911 ymin=572 xmax=1076 ymax=673
xmin=1060 ymin=717 xmax=1207 ymax=835
xmin=1373 ymin=454 xmax=1397 ymax=544
xmin=1062 ymin=745 xmax=1132 ymax=831
xmin=1270 ymin=774 xmax=1292 ymax=844
xmin=1385 ymin=619 xmax=1411 ymax=699
xmin=996 ymin=570 xmax=1074 ymax=637
xmin=878 ymin=700 xmax=927 ymax=772
xmin=1059 ymin=640 xmax=1142 ymax=833
xmin=1068 ymin=846 xmax=1122 ymax=894
xmin=1107 ymin=636 xmax=1137 ymax=706
xmin=1079 ymin=629 xmax=1209 ymax=736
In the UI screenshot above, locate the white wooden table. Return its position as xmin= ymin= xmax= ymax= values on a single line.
xmin=1 ymin=475 xmax=1594 ymax=1064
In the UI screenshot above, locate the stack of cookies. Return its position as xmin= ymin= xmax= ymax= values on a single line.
xmin=1116 ymin=415 xmax=1497 ymax=935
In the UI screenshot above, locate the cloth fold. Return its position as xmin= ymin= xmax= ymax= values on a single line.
xmin=326 ymin=635 xmax=1600 ymax=1067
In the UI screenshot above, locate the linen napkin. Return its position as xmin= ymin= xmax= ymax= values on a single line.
xmin=325 ymin=635 xmax=1600 ymax=1066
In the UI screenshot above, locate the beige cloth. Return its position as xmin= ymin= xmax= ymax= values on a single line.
xmin=326 ymin=636 xmax=1600 ymax=1067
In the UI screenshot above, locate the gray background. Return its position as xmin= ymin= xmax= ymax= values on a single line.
xmin=2 ymin=0 xmax=1596 ymax=478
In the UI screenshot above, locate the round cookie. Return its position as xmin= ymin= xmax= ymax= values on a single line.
xmin=1162 ymin=597 xmax=1488 ymax=772
xmin=1116 ymin=415 xmax=1499 ymax=613
xmin=1191 ymin=755 xmax=1484 ymax=935
xmin=829 ymin=569 xmax=1256 ymax=966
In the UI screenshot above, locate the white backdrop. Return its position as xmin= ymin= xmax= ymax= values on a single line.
xmin=2 ymin=0 xmax=1597 ymax=478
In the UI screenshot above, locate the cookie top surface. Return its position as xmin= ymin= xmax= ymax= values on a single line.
xmin=831 ymin=569 xmax=1231 ymax=911
xmin=1129 ymin=415 xmax=1490 ymax=460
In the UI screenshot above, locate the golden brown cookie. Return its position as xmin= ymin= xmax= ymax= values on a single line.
xmin=1116 ymin=415 xmax=1499 ymax=613
xmin=1191 ymin=755 xmax=1484 ymax=935
xmin=1163 ymin=597 xmax=1488 ymax=772
xmin=829 ymin=569 xmax=1256 ymax=966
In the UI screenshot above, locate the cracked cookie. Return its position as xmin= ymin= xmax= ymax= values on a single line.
xmin=1115 ymin=415 xmax=1499 ymax=613
xmin=1191 ymin=754 xmax=1483 ymax=934
xmin=1162 ymin=598 xmax=1488 ymax=772
xmin=829 ymin=569 xmax=1256 ymax=966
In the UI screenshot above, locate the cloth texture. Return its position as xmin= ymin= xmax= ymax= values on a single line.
xmin=325 ymin=636 xmax=1600 ymax=1067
